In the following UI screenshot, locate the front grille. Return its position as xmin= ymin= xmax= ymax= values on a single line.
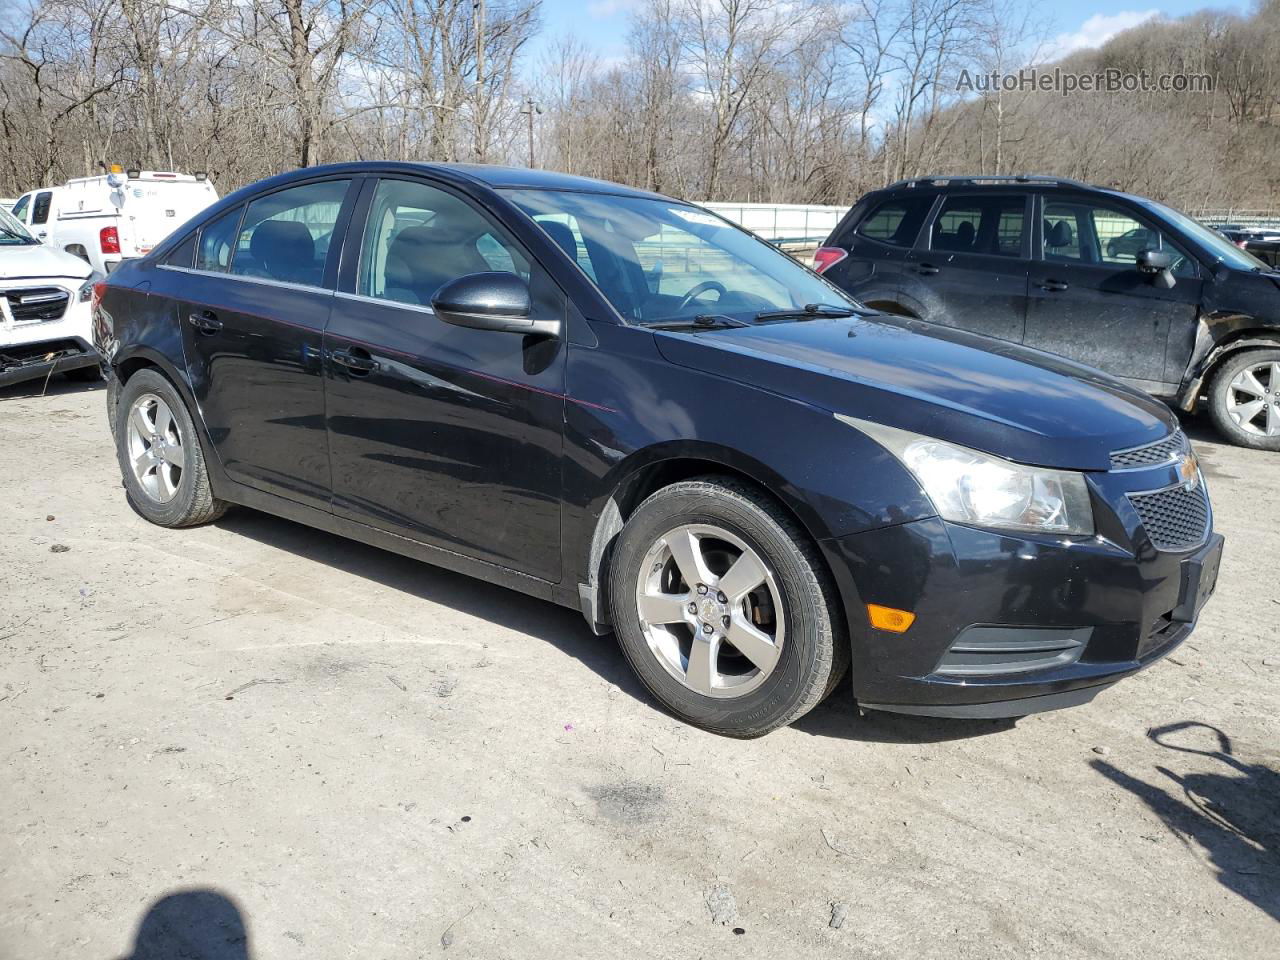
xmin=1111 ymin=430 xmax=1188 ymax=470
xmin=2 ymin=286 xmax=70 ymax=323
xmin=1128 ymin=483 xmax=1210 ymax=551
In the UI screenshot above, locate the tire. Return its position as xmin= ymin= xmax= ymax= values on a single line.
xmin=1206 ymin=348 xmax=1280 ymax=451
xmin=114 ymin=368 xmax=228 ymax=527
xmin=609 ymin=477 xmax=847 ymax=738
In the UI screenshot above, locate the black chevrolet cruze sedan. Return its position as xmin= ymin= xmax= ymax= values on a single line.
xmin=93 ymin=163 xmax=1224 ymax=737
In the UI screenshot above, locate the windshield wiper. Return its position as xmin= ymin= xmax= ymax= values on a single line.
xmin=753 ymin=302 xmax=863 ymax=322
xmin=643 ymin=314 xmax=750 ymax=331
xmin=0 ymin=226 xmax=35 ymax=244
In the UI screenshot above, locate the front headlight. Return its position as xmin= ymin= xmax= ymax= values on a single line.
xmin=840 ymin=415 xmax=1095 ymax=536
xmin=78 ymin=271 xmax=105 ymax=302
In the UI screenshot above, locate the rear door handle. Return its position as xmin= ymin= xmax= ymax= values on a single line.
xmin=330 ymin=346 xmax=378 ymax=375
xmin=1038 ymin=279 xmax=1069 ymax=292
xmin=916 ymin=263 xmax=940 ymax=276
xmin=187 ymin=310 xmax=222 ymax=334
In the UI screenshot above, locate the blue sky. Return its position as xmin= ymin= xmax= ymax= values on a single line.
xmin=530 ymin=0 xmax=1248 ymax=69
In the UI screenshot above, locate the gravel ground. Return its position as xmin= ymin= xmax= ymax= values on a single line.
xmin=1 ymin=378 xmax=1276 ymax=959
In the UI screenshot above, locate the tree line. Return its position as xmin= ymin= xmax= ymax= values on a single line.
xmin=1 ymin=0 xmax=1277 ymax=210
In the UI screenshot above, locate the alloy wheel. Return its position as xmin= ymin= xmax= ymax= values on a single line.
xmin=126 ymin=393 xmax=185 ymax=502
xmin=634 ymin=523 xmax=785 ymax=699
xmin=1226 ymin=361 xmax=1280 ymax=437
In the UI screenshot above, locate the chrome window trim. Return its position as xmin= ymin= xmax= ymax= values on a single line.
xmin=156 ymin=263 xmax=332 ymax=296
xmin=334 ymin=289 xmax=437 ymax=316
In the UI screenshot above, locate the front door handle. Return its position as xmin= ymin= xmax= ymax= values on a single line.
xmin=916 ymin=263 xmax=940 ymax=276
xmin=187 ymin=310 xmax=222 ymax=334
xmin=331 ymin=347 xmax=378 ymax=375
xmin=1038 ymin=279 xmax=1069 ymax=292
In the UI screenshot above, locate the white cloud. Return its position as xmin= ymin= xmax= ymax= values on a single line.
xmin=1043 ymin=10 xmax=1160 ymax=61
xmin=586 ymin=0 xmax=640 ymax=18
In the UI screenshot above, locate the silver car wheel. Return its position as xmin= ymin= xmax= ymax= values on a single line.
xmin=126 ymin=393 xmax=184 ymax=503
xmin=635 ymin=523 xmax=785 ymax=699
xmin=1227 ymin=361 xmax=1280 ymax=437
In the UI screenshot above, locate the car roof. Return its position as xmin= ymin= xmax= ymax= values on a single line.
xmin=876 ymin=175 xmax=1139 ymax=203
xmin=235 ymin=161 xmax=671 ymax=202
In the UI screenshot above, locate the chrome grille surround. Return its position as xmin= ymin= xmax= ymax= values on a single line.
xmin=1 ymin=285 xmax=70 ymax=324
xmin=1110 ymin=430 xmax=1189 ymax=471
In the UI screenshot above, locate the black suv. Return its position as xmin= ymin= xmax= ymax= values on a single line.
xmin=815 ymin=175 xmax=1280 ymax=450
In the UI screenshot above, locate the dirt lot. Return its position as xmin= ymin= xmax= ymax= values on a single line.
xmin=1 ymin=378 xmax=1276 ymax=959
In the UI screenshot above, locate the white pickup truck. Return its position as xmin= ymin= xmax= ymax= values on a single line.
xmin=0 ymin=204 xmax=101 ymax=388
xmin=11 ymin=169 xmax=218 ymax=274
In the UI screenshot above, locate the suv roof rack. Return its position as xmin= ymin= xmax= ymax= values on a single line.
xmin=887 ymin=174 xmax=1094 ymax=190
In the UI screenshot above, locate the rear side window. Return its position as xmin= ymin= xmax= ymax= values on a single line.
xmin=231 ymin=180 xmax=350 ymax=287
xmin=196 ymin=207 xmax=242 ymax=272
xmin=855 ymin=197 xmax=932 ymax=247
xmin=32 ymin=191 xmax=52 ymax=225
xmin=931 ymin=195 xmax=1025 ymax=257
xmin=164 ymin=232 xmax=197 ymax=268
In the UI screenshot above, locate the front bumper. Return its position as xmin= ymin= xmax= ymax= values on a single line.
xmin=0 ymin=286 xmax=98 ymax=387
xmin=822 ymin=509 xmax=1223 ymax=719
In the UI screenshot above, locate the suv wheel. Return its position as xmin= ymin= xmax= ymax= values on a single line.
xmin=1207 ymin=348 xmax=1280 ymax=450
xmin=609 ymin=477 xmax=847 ymax=738
xmin=114 ymin=369 xmax=228 ymax=527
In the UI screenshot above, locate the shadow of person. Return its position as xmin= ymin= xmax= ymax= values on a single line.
xmin=121 ymin=889 xmax=250 ymax=960
xmin=1092 ymin=721 xmax=1279 ymax=923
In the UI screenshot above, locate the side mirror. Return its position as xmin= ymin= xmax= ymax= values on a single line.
xmin=431 ymin=271 xmax=559 ymax=337
xmin=1136 ymin=248 xmax=1176 ymax=289
xmin=1136 ymin=248 xmax=1173 ymax=273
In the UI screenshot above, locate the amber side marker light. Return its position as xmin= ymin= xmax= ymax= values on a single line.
xmin=867 ymin=604 xmax=916 ymax=633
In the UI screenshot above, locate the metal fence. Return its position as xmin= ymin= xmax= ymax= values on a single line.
xmin=699 ymin=202 xmax=846 ymax=245
xmin=1189 ymin=210 xmax=1280 ymax=229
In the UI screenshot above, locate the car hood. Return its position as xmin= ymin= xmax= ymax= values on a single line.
xmin=653 ymin=315 xmax=1176 ymax=471
xmin=0 ymin=244 xmax=92 ymax=282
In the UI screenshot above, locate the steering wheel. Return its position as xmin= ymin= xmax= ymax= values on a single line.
xmin=676 ymin=280 xmax=727 ymax=313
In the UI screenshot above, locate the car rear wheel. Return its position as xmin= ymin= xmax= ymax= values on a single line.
xmin=1207 ymin=348 xmax=1280 ymax=450
xmin=114 ymin=369 xmax=228 ymax=527
xmin=609 ymin=477 xmax=847 ymax=738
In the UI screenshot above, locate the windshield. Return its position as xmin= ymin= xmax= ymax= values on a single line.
xmin=504 ymin=189 xmax=856 ymax=325
xmin=1140 ymin=199 xmax=1270 ymax=272
xmin=0 ymin=205 xmax=37 ymax=245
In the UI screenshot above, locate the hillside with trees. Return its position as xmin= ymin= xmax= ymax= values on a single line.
xmin=1 ymin=0 xmax=1276 ymax=210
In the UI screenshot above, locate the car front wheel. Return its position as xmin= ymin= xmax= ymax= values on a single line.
xmin=114 ymin=368 xmax=228 ymax=527
xmin=1207 ymin=348 xmax=1280 ymax=450
xmin=609 ymin=477 xmax=847 ymax=738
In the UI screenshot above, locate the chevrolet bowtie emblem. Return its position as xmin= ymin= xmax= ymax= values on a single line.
xmin=1179 ymin=451 xmax=1200 ymax=490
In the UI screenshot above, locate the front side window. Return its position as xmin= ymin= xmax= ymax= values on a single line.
xmin=506 ymin=189 xmax=854 ymax=324
xmin=1043 ymin=200 xmax=1194 ymax=276
xmin=10 ymin=195 xmax=30 ymax=223
xmin=931 ymin=195 xmax=1025 ymax=257
xmin=230 ymin=179 xmax=350 ymax=287
xmin=196 ymin=206 xmax=242 ymax=272
xmin=856 ymin=197 xmax=932 ymax=248
xmin=358 ymin=178 xmax=530 ymax=307
xmin=32 ymin=191 xmax=52 ymax=225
